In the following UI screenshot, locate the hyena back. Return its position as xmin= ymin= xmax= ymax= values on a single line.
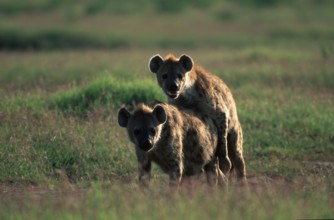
xmin=149 ymin=54 xmax=247 ymax=184
xmin=118 ymin=103 xmax=227 ymax=188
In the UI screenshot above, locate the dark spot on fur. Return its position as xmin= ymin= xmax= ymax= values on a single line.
xmin=196 ymin=152 xmax=203 ymax=162
xmin=188 ymin=129 xmax=197 ymax=136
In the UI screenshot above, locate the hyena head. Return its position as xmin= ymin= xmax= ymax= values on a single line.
xmin=118 ymin=104 xmax=167 ymax=152
xmin=149 ymin=54 xmax=193 ymax=99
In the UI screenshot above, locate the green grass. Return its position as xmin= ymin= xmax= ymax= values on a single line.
xmin=0 ymin=2 xmax=334 ymax=219
xmin=0 ymin=75 xmax=166 ymax=182
xmin=240 ymin=87 xmax=334 ymax=160
xmin=0 ymin=184 xmax=333 ymax=220
xmin=50 ymin=76 xmax=166 ymax=116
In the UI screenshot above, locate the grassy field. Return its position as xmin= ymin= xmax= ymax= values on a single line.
xmin=0 ymin=1 xmax=334 ymax=219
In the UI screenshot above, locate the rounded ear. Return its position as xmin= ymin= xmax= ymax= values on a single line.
xmin=179 ymin=54 xmax=193 ymax=72
xmin=152 ymin=105 xmax=167 ymax=125
xmin=118 ymin=107 xmax=131 ymax=127
xmin=149 ymin=54 xmax=164 ymax=74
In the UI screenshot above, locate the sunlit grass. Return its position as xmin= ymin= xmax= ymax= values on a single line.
xmin=50 ymin=76 xmax=166 ymax=115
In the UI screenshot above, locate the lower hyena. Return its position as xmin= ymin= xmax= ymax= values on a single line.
xmin=118 ymin=103 xmax=227 ymax=188
xmin=149 ymin=54 xmax=247 ymax=184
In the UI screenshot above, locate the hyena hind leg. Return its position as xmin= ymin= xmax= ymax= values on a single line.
xmin=204 ymin=161 xmax=228 ymax=188
xmin=227 ymin=127 xmax=247 ymax=185
xmin=216 ymin=136 xmax=232 ymax=175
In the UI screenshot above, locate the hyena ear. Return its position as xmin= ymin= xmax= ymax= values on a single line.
xmin=179 ymin=54 xmax=193 ymax=72
xmin=149 ymin=54 xmax=164 ymax=74
xmin=118 ymin=107 xmax=131 ymax=127
xmin=152 ymin=105 xmax=167 ymax=125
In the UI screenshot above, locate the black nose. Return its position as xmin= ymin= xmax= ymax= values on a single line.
xmin=168 ymin=82 xmax=179 ymax=93
xmin=138 ymin=140 xmax=153 ymax=151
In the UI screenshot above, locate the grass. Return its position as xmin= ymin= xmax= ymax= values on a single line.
xmin=0 ymin=2 xmax=334 ymax=219
xmin=50 ymin=76 xmax=166 ymax=116
xmin=0 ymin=184 xmax=333 ymax=219
xmin=0 ymin=76 xmax=166 ymax=182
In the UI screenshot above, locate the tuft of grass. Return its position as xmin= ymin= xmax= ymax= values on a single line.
xmin=50 ymin=76 xmax=166 ymax=115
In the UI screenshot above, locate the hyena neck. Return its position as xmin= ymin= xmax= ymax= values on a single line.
xmin=148 ymin=123 xmax=165 ymax=153
xmin=184 ymin=70 xmax=196 ymax=90
xmin=169 ymin=71 xmax=197 ymax=107
xmin=151 ymin=120 xmax=173 ymax=154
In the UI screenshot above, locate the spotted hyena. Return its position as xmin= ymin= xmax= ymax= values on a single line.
xmin=117 ymin=102 xmax=227 ymax=188
xmin=149 ymin=54 xmax=247 ymax=184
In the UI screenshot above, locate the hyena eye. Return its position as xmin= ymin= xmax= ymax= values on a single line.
xmin=133 ymin=129 xmax=141 ymax=136
xmin=177 ymin=73 xmax=183 ymax=79
xmin=162 ymin=74 xmax=168 ymax=80
xmin=149 ymin=128 xmax=156 ymax=136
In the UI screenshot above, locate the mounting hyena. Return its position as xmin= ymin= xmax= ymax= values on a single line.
xmin=149 ymin=54 xmax=247 ymax=184
xmin=118 ymin=103 xmax=228 ymax=188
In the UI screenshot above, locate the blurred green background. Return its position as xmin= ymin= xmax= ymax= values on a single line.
xmin=0 ymin=0 xmax=333 ymax=50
